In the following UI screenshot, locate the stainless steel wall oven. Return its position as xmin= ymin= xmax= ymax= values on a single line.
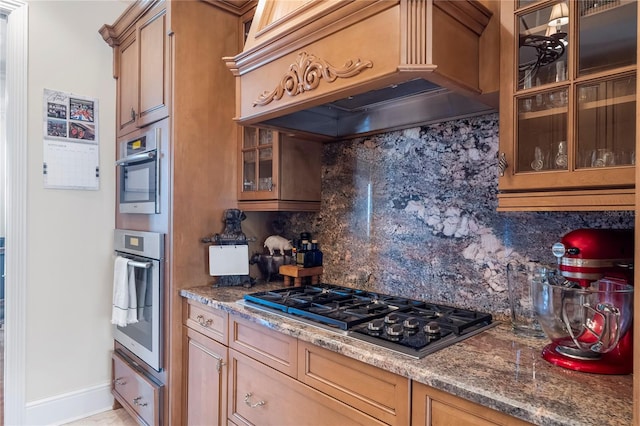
xmin=113 ymin=229 xmax=164 ymax=371
xmin=116 ymin=126 xmax=161 ymax=214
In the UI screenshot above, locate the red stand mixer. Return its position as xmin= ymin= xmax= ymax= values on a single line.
xmin=533 ymin=229 xmax=634 ymax=374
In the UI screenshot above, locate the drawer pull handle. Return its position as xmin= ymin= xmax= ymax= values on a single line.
xmin=244 ymin=392 xmax=266 ymax=408
xmin=133 ymin=396 xmax=148 ymax=407
xmin=196 ymin=314 xmax=213 ymax=328
xmin=114 ymin=377 xmax=127 ymax=386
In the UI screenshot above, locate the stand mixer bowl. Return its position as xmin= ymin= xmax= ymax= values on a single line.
xmin=532 ymin=270 xmax=634 ymax=373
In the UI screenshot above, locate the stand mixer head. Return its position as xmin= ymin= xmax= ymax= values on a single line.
xmin=551 ymin=228 xmax=633 ymax=287
xmin=534 ymin=229 xmax=634 ymax=374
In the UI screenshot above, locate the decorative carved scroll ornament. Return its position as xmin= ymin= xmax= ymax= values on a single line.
xmin=253 ymin=52 xmax=373 ymax=107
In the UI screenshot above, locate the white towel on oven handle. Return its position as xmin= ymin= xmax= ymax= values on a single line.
xmin=111 ymin=256 xmax=139 ymax=327
xmin=127 ymin=265 xmax=138 ymax=324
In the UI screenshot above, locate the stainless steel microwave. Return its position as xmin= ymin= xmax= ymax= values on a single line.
xmin=116 ymin=127 xmax=161 ymax=214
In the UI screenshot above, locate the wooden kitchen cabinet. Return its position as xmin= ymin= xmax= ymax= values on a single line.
xmin=412 ymin=382 xmax=533 ymax=426
xmin=228 ymin=316 xmax=409 ymax=425
xmin=184 ymin=327 xmax=228 ymax=426
xmin=109 ymin=2 xmax=169 ymax=137
xmin=498 ymin=0 xmax=637 ymax=211
xmin=238 ymin=126 xmax=322 ymax=211
xmin=183 ymin=300 xmax=229 ymax=425
xmin=184 ymin=297 xmax=555 ymax=425
xmin=228 ymin=348 xmax=386 ymax=426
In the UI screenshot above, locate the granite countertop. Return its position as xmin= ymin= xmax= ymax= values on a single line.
xmin=180 ymin=283 xmax=633 ymax=426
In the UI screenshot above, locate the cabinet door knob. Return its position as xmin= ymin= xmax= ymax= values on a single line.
xmin=196 ymin=314 xmax=213 ymax=328
xmin=498 ymin=152 xmax=508 ymax=177
xmin=244 ymin=392 xmax=266 ymax=408
xmin=130 ymin=107 xmax=137 ymax=121
xmin=216 ymin=359 xmax=226 ymax=373
xmin=114 ymin=377 xmax=126 ymax=386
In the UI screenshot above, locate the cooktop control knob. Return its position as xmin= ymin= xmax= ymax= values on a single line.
xmin=386 ymin=323 xmax=404 ymax=338
xmin=367 ymin=319 xmax=385 ymax=333
xmin=424 ymin=321 xmax=441 ymax=335
xmin=384 ymin=313 xmax=401 ymax=324
xmin=403 ymin=317 xmax=420 ymax=330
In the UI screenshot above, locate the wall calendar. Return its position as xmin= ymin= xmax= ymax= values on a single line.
xmin=42 ymin=88 xmax=100 ymax=190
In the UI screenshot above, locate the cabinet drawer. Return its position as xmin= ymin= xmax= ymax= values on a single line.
xmin=412 ymin=382 xmax=532 ymax=426
xmin=112 ymin=352 xmax=162 ymax=426
xmin=298 ymin=341 xmax=410 ymax=425
xmin=185 ymin=299 xmax=228 ymax=344
xmin=228 ymin=349 xmax=385 ymax=426
xmin=229 ymin=316 xmax=297 ymax=377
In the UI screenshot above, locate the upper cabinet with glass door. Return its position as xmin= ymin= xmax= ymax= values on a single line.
xmin=498 ymin=0 xmax=637 ymax=211
xmin=238 ymin=126 xmax=323 ymax=212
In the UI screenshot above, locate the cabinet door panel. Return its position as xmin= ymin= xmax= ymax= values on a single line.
xmin=185 ymin=327 xmax=227 ymax=426
xmin=137 ymin=8 xmax=169 ymax=127
xmin=117 ymin=32 xmax=138 ymax=136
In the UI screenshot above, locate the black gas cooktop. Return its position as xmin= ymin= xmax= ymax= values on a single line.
xmin=242 ymin=283 xmax=494 ymax=359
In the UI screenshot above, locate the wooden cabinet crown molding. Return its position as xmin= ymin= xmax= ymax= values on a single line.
xmin=99 ymin=0 xmax=160 ymax=46
xmin=200 ymin=0 xmax=256 ymax=16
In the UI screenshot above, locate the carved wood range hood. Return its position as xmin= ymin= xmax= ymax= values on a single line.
xmin=224 ymin=0 xmax=500 ymax=140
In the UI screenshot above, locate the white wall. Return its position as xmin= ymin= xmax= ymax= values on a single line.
xmin=24 ymin=0 xmax=128 ymax=422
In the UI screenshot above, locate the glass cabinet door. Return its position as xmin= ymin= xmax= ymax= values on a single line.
xmin=575 ymin=1 xmax=636 ymax=171
xmin=576 ymin=75 xmax=636 ymax=169
xmin=516 ymin=88 xmax=568 ymax=173
xmin=241 ymin=127 xmax=275 ymax=197
xmin=516 ymin=1 xmax=570 ymax=174
xmin=578 ymin=1 xmax=636 ymax=76
xmin=518 ymin=2 xmax=569 ymax=91
xmin=513 ymin=0 xmax=636 ymax=178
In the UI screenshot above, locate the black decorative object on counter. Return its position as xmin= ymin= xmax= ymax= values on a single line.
xmin=201 ymin=208 xmax=248 ymax=245
xmin=202 ymin=209 xmax=253 ymax=288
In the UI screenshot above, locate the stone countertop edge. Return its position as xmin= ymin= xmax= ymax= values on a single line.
xmin=180 ymin=284 xmax=632 ymax=426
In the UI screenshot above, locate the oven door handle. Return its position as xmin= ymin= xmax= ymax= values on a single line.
xmin=127 ymin=260 xmax=152 ymax=269
xmin=115 ymin=151 xmax=156 ymax=166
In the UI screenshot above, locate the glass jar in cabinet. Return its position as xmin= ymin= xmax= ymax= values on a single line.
xmin=498 ymin=0 xmax=636 ymax=211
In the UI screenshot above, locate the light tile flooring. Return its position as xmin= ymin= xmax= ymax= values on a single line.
xmin=62 ymin=408 xmax=137 ymax=426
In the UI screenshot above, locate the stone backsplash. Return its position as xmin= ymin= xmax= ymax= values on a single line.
xmin=255 ymin=112 xmax=634 ymax=318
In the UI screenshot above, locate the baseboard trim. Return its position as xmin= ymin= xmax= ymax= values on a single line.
xmin=25 ymin=382 xmax=114 ymax=425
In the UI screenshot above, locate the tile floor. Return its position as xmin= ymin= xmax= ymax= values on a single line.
xmin=62 ymin=408 xmax=137 ymax=426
